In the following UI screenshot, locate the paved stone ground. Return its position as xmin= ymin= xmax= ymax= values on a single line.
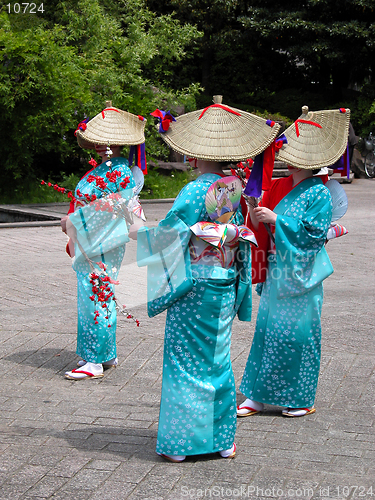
xmin=0 ymin=178 xmax=374 ymax=500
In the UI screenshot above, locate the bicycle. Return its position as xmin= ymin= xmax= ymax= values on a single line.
xmin=364 ymin=132 xmax=375 ymax=178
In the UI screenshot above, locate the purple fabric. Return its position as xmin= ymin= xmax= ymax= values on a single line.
xmin=276 ymin=133 xmax=288 ymax=147
xmin=243 ymin=153 xmax=263 ymax=198
xmin=128 ymin=143 xmax=147 ymax=172
xmin=150 ymin=109 xmax=176 ymax=133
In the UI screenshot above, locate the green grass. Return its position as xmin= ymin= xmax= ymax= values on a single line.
xmin=0 ymin=168 xmax=196 ymax=204
xmin=0 ymin=173 xmax=81 ymax=204
xmin=141 ymin=167 xmax=197 ymax=199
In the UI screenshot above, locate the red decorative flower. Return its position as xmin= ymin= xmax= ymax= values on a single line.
xmin=106 ymin=170 xmax=122 ymax=183
xmin=88 ymin=158 xmax=98 ymax=168
xmin=120 ymin=176 xmax=130 ymax=189
xmin=41 ymin=154 xmax=141 ymax=331
xmin=41 ymin=180 xmax=76 ymax=203
xmin=88 ymin=263 xmax=140 ymax=328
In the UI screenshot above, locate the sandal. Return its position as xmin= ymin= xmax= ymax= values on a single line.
xmin=237 ymin=398 xmax=264 ymax=417
xmin=157 ymin=452 xmax=186 ymax=463
xmin=65 ymin=362 xmax=104 ymax=380
xmin=77 ymin=357 xmax=118 ymax=368
xmin=282 ymin=407 xmax=316 ymax=417
xmin=219 ymin=443 xmax=236 ymax=459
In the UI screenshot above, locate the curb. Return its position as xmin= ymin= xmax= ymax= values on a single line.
xmin=0 ymin=199 xmax=176 ymax=229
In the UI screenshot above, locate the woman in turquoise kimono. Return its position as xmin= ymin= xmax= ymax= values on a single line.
xmin=137 ymin=97 xmax=280 ymax=461
xmin=138 ymin=160 xmax=254 ymax=461
xmin=237 ymin=106 xmax=350 ymax=417
xmin=62 ymin=103 xmax=146 ymax=380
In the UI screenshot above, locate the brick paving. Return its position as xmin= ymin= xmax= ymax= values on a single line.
xmin=0 ymin=178 xmax=374 ymax=500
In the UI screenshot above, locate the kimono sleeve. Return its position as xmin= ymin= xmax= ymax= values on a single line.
xmin=68 ymin=186 xmax=134 ymax=264
xmin=136 ymin=178 xmax=210 ymax=317
xmin=137 ymin=212 xmax=194 ymax=317
xmin=234 ymin=240 xmax=252 ymax=321
xmin=274 ymin=184 xmax=334 ymax=298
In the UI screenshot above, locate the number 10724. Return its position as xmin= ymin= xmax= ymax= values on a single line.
xmin=6 ymin=3 xmax=44 ymax=13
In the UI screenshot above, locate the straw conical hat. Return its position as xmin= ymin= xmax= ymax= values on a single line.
xmin=76 ymin=101 xmax=146 ymax=149
xmin=276 ymin=106 xmax=350 ymax=169
xmin=159 ymin=96 xmax=281 ymax=162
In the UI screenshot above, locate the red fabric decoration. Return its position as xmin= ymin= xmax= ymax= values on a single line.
xmin=150 ymin=109 xmax=164 ymax=119
xmin=101 ymin=108 xmax=120 ymax=119
xmin=161 ymin=119 xmax=171 ymax=131
xmin=198 ymin=104 xmax=241 ymax=120
xmin=245 ymin=176 xmax=295 ymax=283
xmin=294 ymin=119 xmax=322 ymax=137
xmin=261 ymin=141 xmax=277 ymax=191
xmin=275 ymin=140 xmax=284 ymax=151
xmin=317 ymin=173 xmax=329 ymax=184
xmin=150 ymin=109 xmax=175 ymax=133
xmin=74 ymin=121 xmax=87 ymax=136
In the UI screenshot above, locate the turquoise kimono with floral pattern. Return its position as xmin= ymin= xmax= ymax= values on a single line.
xmin=69 ymin=157 xmax=137 ymax=364
xmin=240 ymin=177 xmax=333 ymax=408
xmin=137 ymin=173 xmax=253 ymax=457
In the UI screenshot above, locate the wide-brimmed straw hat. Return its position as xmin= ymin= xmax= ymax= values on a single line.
xmin=75 ymin=101 xmax=146 ymax=149
xmin=157 ymin=96 xmax=281 ymax=162
xmin=276 ymin=105 xmax=350 ymax=169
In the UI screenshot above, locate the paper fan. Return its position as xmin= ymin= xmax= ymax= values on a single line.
xmin=206 ymin=176 xmax=242 ymax=222
xmin=127 ymin=196 xmax=146 ymax=221
xmin=325 ymin=179 xmax=348 ymax=222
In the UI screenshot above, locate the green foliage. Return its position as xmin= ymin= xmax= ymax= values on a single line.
xmin=2 ymin=0 xmax=375 ymax=206
xmin=0 ymin=171 xmax=81 ymax=204
xmin=351 ymin=83 xmax=375 ymax=137
xmin=0 ymin=166 xmax=195 ymax=203
xmin=0 ymin=0 xmax=201 ymax=200
xmin=141 ymin=166 xmax=197 ymax=199
xmin=238 ymin=0 xmax=375 ymax=97
xmin=147 ymin=0 xmax=375 ymax=122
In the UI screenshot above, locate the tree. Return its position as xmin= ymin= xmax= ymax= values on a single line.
xmin=144 ymin=0 xmax=257 ymax=104
xmin=0 ymin=0 xmax=201 ymax=192
xmin=146 ymin=0 xmax=375 ymax=130
xmin=239 ymin=1 xmax=375 ymax=95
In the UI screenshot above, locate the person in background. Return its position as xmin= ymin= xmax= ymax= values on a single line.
xmin=62 ymin=101 xmax=147 ymax=380
xmin=237 ymin=106 xmax=350 ymax=417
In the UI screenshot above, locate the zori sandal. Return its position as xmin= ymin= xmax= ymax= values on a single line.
xmin=77 ymin=357 xmax=118 ymax=368
xmin=237 ymin=398 xmax=264 ymax=417
xmin=282 ymin=407 xmax=316 ymax=417
xmin=65 ymin=362 xmax=104 ymax=380
xmin=219 ymin=443 xmax=236 ymax=459
xmin=157 ymin=452 xmax=186 ymax=463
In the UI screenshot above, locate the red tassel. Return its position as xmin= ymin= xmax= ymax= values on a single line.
xmin=262 ymin=141 xmax=276 ymax=191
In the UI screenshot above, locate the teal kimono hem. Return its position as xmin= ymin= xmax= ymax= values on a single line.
xmin=156 ymin=274 xmax=238 ymax=457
